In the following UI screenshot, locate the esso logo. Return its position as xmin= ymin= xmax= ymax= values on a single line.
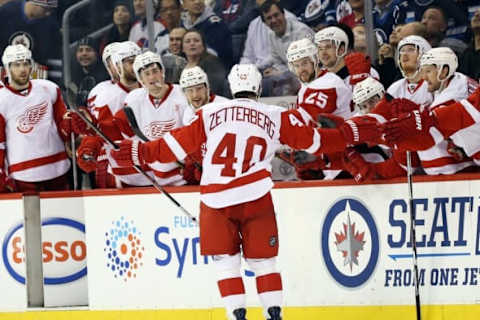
xmin=2 ymin=222 xmax=27 ymax=284
xmin=2 ymin=218 xmax=87 ymax=285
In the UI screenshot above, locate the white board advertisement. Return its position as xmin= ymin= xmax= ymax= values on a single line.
xmin=0 ymin=195 xmax=27 ymax=311
xmin=39 ymin=194 xmax=88 ymax=307
xmin=84 ymin=179 xmax=480 ymax=309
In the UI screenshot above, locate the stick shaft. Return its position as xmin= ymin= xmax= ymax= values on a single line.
xmin=407 ymin=151 xmax=421 ymax=320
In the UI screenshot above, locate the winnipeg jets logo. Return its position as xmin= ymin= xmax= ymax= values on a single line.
xmin=321 ymin=198 xmax=379 ymax=288
xmin=144 ymin=120 xmax=176 ymax=139
xmin=16 ymin=101 xmax=48 ymax=134
xmin=334 ymin=203 xmax=366 ymax=272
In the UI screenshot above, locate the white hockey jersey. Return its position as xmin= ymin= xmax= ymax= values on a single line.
xmin=137 ymin=98 xmax=351 ymax=208
xmin=417 ymin=73 xmax=479 ymax=175
xmin=0 ymin=80 xmax=70 ymax=182
xmin=387 ymin=79 xmax=433 ymax=108
xmin=297 ymin=70 xmax=353 ymax=180
xmin=297 ymin=69 xmax=353 ymax=122
xmin=111 ymin=84 xmax=189 ymax=186
xmin=87 ymin=81 xmax=131 ymax=122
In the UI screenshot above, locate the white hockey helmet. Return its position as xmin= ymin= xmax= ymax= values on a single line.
xmin=352 ymin=77 xmax=385 ymax=107
xmin=286 ymin=38 xmax=318 ymax=75
xmin=133 ymin=50 xmax=165 ymax=83
xmin=102 ymin=42 xmax=121 ymax=79
xmin=397 ymin=35 xmax=431 ymax=80
xmin=314 ymin=26 xmax=349 ymax=58
xmin=420 ymin=47 xmax=458 ymax=81
xmin=180 ymin=66 xmax=209 ymax=91
xmin=112 ymin=41 xmax=142 ymax=76
xmin=102 ymin=42 xmax=121 ymax=68
xmin=2 ymin=44 xmax=33 ymax=79
xmin=228 ymin=64 xmax=262 ymax=98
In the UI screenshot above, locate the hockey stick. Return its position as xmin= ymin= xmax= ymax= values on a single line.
xmin=407 ymin=151 xmax=421 ymax=320
xmin=384 ymin=92 xmax=421 ymax=320
xmin=70 ymin=105 xmax=197 ymax=223
xmin=123 ymin=106 xmax=151 ymax=142
xmin=123 ymin=106 xmax=203 ymax=172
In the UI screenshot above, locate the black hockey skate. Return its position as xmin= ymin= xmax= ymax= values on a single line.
xmin=233 ymin=307 xmax=247 ymax=320
xmin=267 ymin=306 xmax=282 ymax=320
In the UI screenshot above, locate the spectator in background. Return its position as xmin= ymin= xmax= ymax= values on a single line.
xmin=182 ymin=29 xmax=227 ymax=95
xmin=214 ymin=0 xmax=257 ymax=34
xmin=397 ymin=21 xmax=427 ymax=41
xmin=300 ymin=0 xmax=337 ymax=32
xmin=158 ymin=0 xmax=181 ymax=31
xmin=164 ymin=27 xmax=186 ymax=57
xmin=100 ymin=1 xmax=133 ymax=54
xmin=373 ymin=0 xmax=409 ymax=43
xmin=240 ymin=0 xmax=297 ymax=71
xmin=181 ymin=0 xmax=233 ymax=69
xmin=339 ymin=0 xmax=364 ymax=28
xmin=421 ymin=6 xmax=448 ymax=47
xmin=129 ymin=0 xmax=169 ymax=53
xmin=459 ymin=7 xmax=480 ymax=81
xmin=214 ymin=0 xmax=258 ymax=64
xmin=352 ymin=24 xmax=367 ymax=54
xmin=0 ymin=0 xmax=61 ymax=72
xmin=0 ymin=0 xmax=13 ymax=6
xmin=260 ymin=0 xmax=312 ymax=96
xmin=376 ymin=24 xmax=403 ymax=88
xmin=71 ymin=37 xmax=108 ymax=106
xmin=422 ymin=5 xmax=468 ymax=56
xmin=162 ymin=27 xmax=187 ymax=83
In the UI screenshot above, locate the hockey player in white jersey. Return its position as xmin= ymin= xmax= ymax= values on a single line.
xmin=179 ymin=66 xmax=229 ymax=184
xmin=179 ymin=66 xmax=229 ymax=125
xmin=383 ymin=87 xmax=480 ymax=166
xmin=314 ymin=25 xmax=380 ymax=90
xmin=288 ymin=38 xmax=353 ymax=121
xmin=87 ymin=41 xmax=141 ymax=123
xmin=85 ymin=42 xmax=121 ymax=116
xmin=286 ymin=38 xmax=353 ymax=180
xmin=387 ymin=35 xmax=433 ymax=107
xmin=387 ymin=47 xmax=479 ymax=175
xmin=0 ymin=44 xmax=86 ymax=192
xmin=77 ymin=41 xmax=142 ymax=188
xmin=110 ymin=64 xmax=381 ymax=320
xmin=108 ymin=50 xmax=190 ymax=186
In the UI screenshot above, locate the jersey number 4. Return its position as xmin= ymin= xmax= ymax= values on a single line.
xmin=212 ymin=133 xmax=267 ymax=177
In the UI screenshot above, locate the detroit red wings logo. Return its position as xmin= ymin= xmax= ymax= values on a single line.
xmin=143 ymin=120 xmax=176 ymax=139
xmin=16 ymin=101 xmax=49 ymax=134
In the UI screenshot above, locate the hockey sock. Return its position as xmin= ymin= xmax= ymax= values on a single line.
xmin=214 ymin=253 xmax=246 ymax=320
xmin=246 ymin=257 xmax=283 ymax=319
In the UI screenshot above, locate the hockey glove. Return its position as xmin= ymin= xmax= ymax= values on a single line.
xmin=391 ymin=98 xmax=421 ymax=118
xmin=0 ymin=170 xmax=15 ymax=193
xmin=77 ymin=136 xmax=104 ymax=173
xmin=342 ymin=148 xmax=376 ymax=183
xmin=344 ymin=52 xmax=371 ymax=85
xmin=110 ymin=139 xmax=146 ymax=167
xmin=71 ymin=108 xmax=95 ymax=135
xmin=339 ymin=116 xmax=381 ymax=145
xmin=382 ymin=109 xmax=436 ymax=146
